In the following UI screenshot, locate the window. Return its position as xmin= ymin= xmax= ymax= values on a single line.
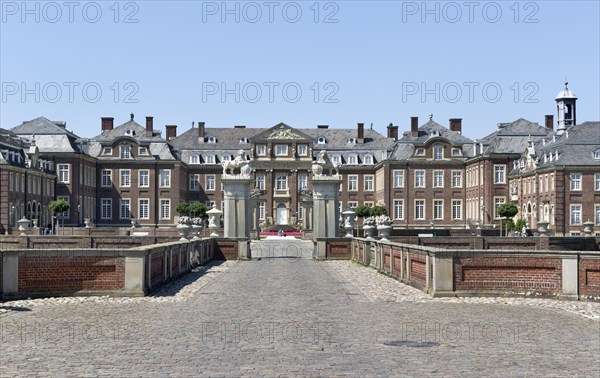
xmin=120 ymin=199 xmax=131 ymax=219
xmin=494 ymin=197 xmax=506 ymax=219
xmin=494 ymin=165 xmax=506 ymax=184
xmin=298 ymin=202 xmax=304 ymax=220
xmin=331 ymin=155 xmax=341 ymax=164
xmin=207 ymin=136 xmax=217 ymax=143
xmin=347 ymin=201 xmax=358 ymax=209
xmin=433 ymin=170 xmax=444 ymax=188
xmin=9 ymin=173 xmax=13 ymax=191
xmin=393 ymin=170 xmax=404 ymax=188
xmin=364 ymin=175 xmax=374 ymax=191
xmin=347 ymin=138 xmax=357 ymax=144
xmin=393 ymin=200 xmax=404 ymax=220
xmin=415 ymin=148 xmax=425 ymax=156
xmin=258 ymin=202 xmax=265 ymax=220
xmin=206 ymin=175 xmax=215 ymax=191
xmin=239 ymin=137 xmax=249 ymax=144
xmin=570 ymin=173 xmax=581 ymax=191
xmin=189 ymin=154 xmax=200 ymax=164
xmin=433 ymin=200 xmax=444 ymax=220
xmin=415 ymin=170 xmax=425 ymax=188
xmin=570 ymin=204 xmax=582 ymax=225
xmin=539 ymin=177 xmax=544 ymax=193
xmin=102 ymin=147 xmax=112 ymax=155
xmin=120 ymin=145 xmax=131 ymax=159
xmin=545 ymin=175 xmax=549 ymax=192
xmin=364 ymin=202 xmax=374 ymax=208
xmin=120 ymin=169 xmax=131 ymax=187
xmin=160 ymin=200 xmax=171 ymax=220
xmin=595 ymin=174 xmax=600 ymax=191
xmin=159 ymin=170 xmax=171 ymax=188
xmin=276 ymin=175 xmax=287 ymax=190
xmin=206 ymin=201 xmax=216 ymax=209
xmin=363 ymin=154 xmax=373 ymax=165
xmin=297 ymin=144 xmax=308 ymax=156
xmin=298 ymin=174 xmax=307 ymax=190
xmin=275 ymin=144 xmax=288 ymax=156
xmin=189 ymin=174 xmax=199 ymax=191
xmin=433 ymin=146 xmax=443 ymax=160
xmin=452 ymin=200 xmax=462 ymax=220
xmin=595 ymin=205 xmax=600 ymax=225
xmin=139 ymin=147 xmax=149 ymax=156
xmin=222 ymin=154 xmax=232 ymax=162
xmin=415 ymin=200 xmax=425 ymax=220
xmin=348 ymin=175 xmax=358 ymax=191
xmin=205 ymin=155 xmax=215 ymax=164
xmin=317 ymin=137 xmax=327 ymax=144
xmin=56 ymin=196 xmax=69 ymax=218
xmin=347 ymin=154 xmax=358 ymax=165
xmin=452 ymin=171 xmax=462 ymax=188
xmin=256 ymin=175 xmax=265 ymax=190
xmin=100 ymin=169 xmax=111 ymax=187
xmin=452 ymin=148 xmax=461 ymax=157
xmin=101 ymin=199 xmax=112 ymax=219
xmin=139 ymin=199 xmax=149 ymax=220
xmin=256 ymin=145 xmax=266 ymax=156
xmin=138 ymin=170 xmax=149 ymax=188
xmin=594 ymin=149 xmax=600 ymax=160
xmin=58 ymin=164 xmax=69 ymax=183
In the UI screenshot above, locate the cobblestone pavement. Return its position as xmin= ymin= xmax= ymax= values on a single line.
xmin=1 ymin=259 xmax=599 ymax=377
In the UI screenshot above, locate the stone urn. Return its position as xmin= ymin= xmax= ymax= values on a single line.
xmin=176 ymin=216 xmax=191 ymax=241
xmin=17 ymin=217 xmax=30 ymax=236
xmin=207 ymin=207 xmax=223 ymax=237
xmin=32 ymin=219 xmax=38 ymax=228
xmin=537 ymin=220 xmax=550 ymax=237
xmin=84 ymin=218 xmax=91 ymax=228
xmin=191 ymin=218 xmax=203 ymax=240
xmin=363 ymin=225 xmax=375 ymax=239
xmin=377 ymin=225 xmax=392 ymax=241
xmin=583 ymin=219 xmax=594 ymax=236
xmin=342 ymin=209 xmax=356 ymax=237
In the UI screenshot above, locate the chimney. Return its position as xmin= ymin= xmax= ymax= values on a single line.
xmin=165 ymin=125 xmax=177 ymax=141
xmin=198 ymin=121 xmax=205 ymax=142
xmin=101 ymin=117 xmax=114 ymax=131
xmin=387 ymin=123 xmax=399 ymax=141
xmin=357 ymin=123 xmax=365 ymax=143
xmin=544 ymin=115 xmax=554 ymax=131
xmin=145 ymin=116 xmax=154 ymax=136
xmin=234 ymin=125 xmax=246 ymax=129
xmin=411 ymin=117 xmax=419 ymax=137
xmin=317 ymin=125 xmax=329 ymax=129
xmin=449 ymin=118 xmax=462 ymax=134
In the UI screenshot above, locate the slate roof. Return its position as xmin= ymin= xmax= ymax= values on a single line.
xmin=10 ymin=116 xmax=83 ymax=153
xmin=90 ymin=120 xmax=166 ymax=142
xmin=0 ymin=128 xmax=25 ymax=165
xmin=534 ymin=122 xmax=600 ymax=167
xmin=478 ymin=118 xmax=550 ymax=155
xmin=399 ymin=120 xmax=474 ymax=145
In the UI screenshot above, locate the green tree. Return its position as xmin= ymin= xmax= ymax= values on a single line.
xmin=353 ymin=205 xmax=371 ymax=219
xmin=369 ymin=206 xmax=387 ymax=217
xmin=189 ymin=202 xmax=209 ymax=220
xmin=497 ymin=202 xmax=518 ymax=236
xmin=48 ymin=199 xmax=70 ymax=235
xmin=175 ymin=202 xmax=191 ymax=216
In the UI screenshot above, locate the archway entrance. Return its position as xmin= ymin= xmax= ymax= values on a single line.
xmin=276 ymin=204 xmax=288 ymax=225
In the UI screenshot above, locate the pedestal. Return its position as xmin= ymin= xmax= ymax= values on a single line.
xmin=221 ymin=175 xmax=254 ymax=238
xmin=311 ymin=175 xmax=342 ymax=241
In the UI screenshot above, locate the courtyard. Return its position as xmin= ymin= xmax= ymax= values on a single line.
xmin=1 ymin=259 xmax=598 ymax=377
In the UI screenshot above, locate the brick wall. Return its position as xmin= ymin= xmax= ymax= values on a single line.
xmin=214 ymin=238 xmax=238 ymax=260
xmin=325 ymin=238 xmax=351 ymax=259
xmin=579 ymin=258 xmax=600 ymax=298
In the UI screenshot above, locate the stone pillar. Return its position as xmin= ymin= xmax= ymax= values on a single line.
xmin=311 ymin=175 xmax=342 ymax=241
xmin=221 ymin=175 xmax=254 ymax=238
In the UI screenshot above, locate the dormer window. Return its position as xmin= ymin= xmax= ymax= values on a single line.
xmin=433 ymin=145 xmax=444 ymax=160
xmin=256 ymin=145 xmax=266 ymax=156
xmin=317 ymin=137 xmax=327 ymax=144
xmin=347 ymin=154 xmax=358 ymax=165
xmin=120 ymin=145 xmax=131 ymax=159
xmin=222 ymin=154 xmax=232 ymax=162
xmin=451 ymin=148 xmax=462 ymax=157
xmin=331 ymin=155 xmax=341 ymax=164
xmin=207 ymin=136 xmax=217 ymax=143
xmin=239 ymin=137 xmax=249 ymax=144
xmin=205 ymin=155 xmax=215 ymax=164
xmin=430 ymin=130 xmax=440 ymax=137
xmin=125 ymin=129 xmax=135 ymax=136
xmin=347 ymin=138 xmax=357 ymax=144
xmin=415 ymin=148 xmax=425 ymax=156
xmin=189 ymin=154 xmax=200 ymax=164
xmin=594 ymin=149 xmax=600 ymax=160
xmin=102 ymin=147 xmax=112 ymax=155
xmin=363 ymin=154 xmax=373 ymax=165
xmin=138 ymin=147 xmax=149 ymax=156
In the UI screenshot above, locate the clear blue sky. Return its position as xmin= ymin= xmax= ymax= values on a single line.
xmin=1 ymin=0 xmax=599 ymax=139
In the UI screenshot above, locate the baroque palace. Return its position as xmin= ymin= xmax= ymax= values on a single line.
xmin=1 ymin=83 xmax=599 ymax=236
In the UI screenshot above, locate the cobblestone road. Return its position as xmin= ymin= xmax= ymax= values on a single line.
xmin=1 ymin=259 xmax=599 ymax=377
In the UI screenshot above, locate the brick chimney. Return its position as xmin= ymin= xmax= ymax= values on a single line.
xmin=101 ymin=117 xmax=114 ymax=131
xmin=449 ymin=118 xmax=462 ymax=134
xmin=387 ymin=123 xmax=399 ymax=141
xmin=165 ymin=125 xmax=177 ymax=141
xmin=411 ymin=117 xmax=419 ymax=137
xmin=357 ymin=123 xmax=365 ymax=143
xmin=198 ymin=121 xmax=205 ymax=143
xmin=545 ymin=115 xmax=554 ymax=131
xmin=145 ymin=116 xmax=154 ymax=136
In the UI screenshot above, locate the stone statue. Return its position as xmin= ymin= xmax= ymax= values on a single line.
xmin=222 ymin=149 xmax=250 ymax=175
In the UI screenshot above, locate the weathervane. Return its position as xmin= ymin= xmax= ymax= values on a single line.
xmin=130 ymin=113 xmax=134 ymax=121
xmin=429 ymin=113 xmax=433 ymax=121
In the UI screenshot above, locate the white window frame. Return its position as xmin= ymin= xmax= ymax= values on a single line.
xmin=595 ymin=173 xmax=600 ymax=191
xmin=102 ymin=147 xmax=112 ymax=155
xmin=451 ymin=170 xmax=462 ymax=188
xmin=57 ymin=195 xmax=70 ymax=218
xmin=101 ymin=198 xmax=112 ymax=220
xmin=433 ymin=145 xmax=444 ymax=160
xmin=138 ymin=170 xmax=149 ymax=188
xmin=363 ymin=154 xmax=374 ymax=165
xmin=433 ymin=199 xmax=444 ymax=220
xmin=570 ymin=204 xmax=582 ymax=225
xmin=393 ymin=199 xmax=404 ymax=220
xmin=276 ymin=174 xmax=288 ymax=190
xmin=415 ymin=200 xmax=425 ymax=220
xmin=101 ymin=169 xmax=112 ymax=187
xmin=189 ymin=154 xmax=200 ymax=164
xmin=58 ymin=164 xmax=70 ymax=183
xmin=451 ymin=148 xmax=461 ymax=157
xmin=393 ymin=170 xmax=404 ymax=188
xmin=297 ymin=144 xmax=308 ymax=156
xmin=364 ymin=175 xmax=374 ymax=191
xmin=120 ymin=198 xmax=131 ymax=220
xmin=120 ymin=145 xmax=131 ymax=159
xmin=256 ymin=145 xmax=266 ymax=156
xmin=595 ymin=204 xmax=600 ymax=225
xmin=570 ymin=173 xmax=582 ymax=191
xmin=415 ymin=170 xmax=425 ymax=188
xmin=256 ymin=175 xmax=265 ymax=190
xmin=160 ymin=199 xmax=171 ymax=220
xmin=205 ymin=155 xmax=216 ymax=164
xmin=120 ymin=169 xmax=131 ymax=188
xmin=138 ymin=199 xmax=150 ymax=220
xmin=348 ymin=175 xmax=358 ymax=191
xmin=138 ymin=147 xmax=149 ymax=156
xmin=347 ymin=154 xmax=358 ymax=165
xmin=298 ymin=174 xmax=307 ymax=190
xmin=494 ymin=165 xmax=506 ymax=184
xmin=189 ymin=174 xmax=200 ymax=191
xmin=433 ymin=170 xmax=444 ymax=188
xmin=415 ymin=148 xmax=425 ymax=156
xmin=494 ymin=197 xmax=506 ymax=219
xmin=206 ymin=175 xmax=216 ymax=191
xmin=275 ymin=144 xmax=288 ymax=156
xmin=258 ymin=202 xmax=265 ymax=220
xmin=452 ymin=200 xmax=462 ymax=220
xmin=347 ymin=201 xmax=358 ymax=209
xmin=159 ymin=169 xmax=171 ymax=188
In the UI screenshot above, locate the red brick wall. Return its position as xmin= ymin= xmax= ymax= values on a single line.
xmin=171 ymin=249 xmax=179 ymax=276
xmin=326 ymin=239 xmax=351 ymax=259
xmin=392 ymin=249 xmax=402 ymax=278
xmin=408 ymin=252 xmax=427 ymax=288
xmin=17 ymin=255 xmax=125 ymax=292
xmin=150 ymin=252 xmax=165 ymax=287
xmin=454 ymin=257 xmax=562 ymax=293
xmin=579 ymin=259 xmax=600 ymax=297
xmin=215 ymin=239 xmax=238 ymax=260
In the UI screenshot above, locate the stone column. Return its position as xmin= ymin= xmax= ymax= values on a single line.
xmin=221 ymin=175 xmax=254 ymax=238
xmin=311 ymin=175 xmax=342 ymax=241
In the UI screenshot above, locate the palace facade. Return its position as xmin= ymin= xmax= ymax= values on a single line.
xmin=1 ymin=83 xmax=598 ymax=236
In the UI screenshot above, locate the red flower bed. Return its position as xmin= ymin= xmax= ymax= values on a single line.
xmin=260 ymin=231 xmax=303 ymax=236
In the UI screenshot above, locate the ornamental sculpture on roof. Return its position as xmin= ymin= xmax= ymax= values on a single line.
xmin=266 ymin=127 xmax=303 ymax=140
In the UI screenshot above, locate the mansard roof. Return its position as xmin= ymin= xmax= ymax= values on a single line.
xmin=400 ymin=120 xmax=473 ymax=145
xmin=534 ymin=122 xmax=600 ymax=167
xmin=479 ymin=118 xmax=550 ymax=155
xmin=10 ymin=116 xmax=83 ymax=154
